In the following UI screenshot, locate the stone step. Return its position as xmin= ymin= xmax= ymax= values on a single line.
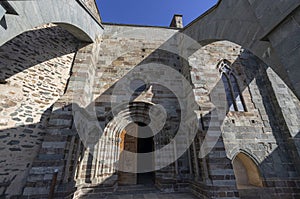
xmin=114 ymin=184 xmax=159 ymax=195
xmin=117 ymin=184 xmax=153 ymax=189
xmin=106 ymin=192 xmax=199 ymax=199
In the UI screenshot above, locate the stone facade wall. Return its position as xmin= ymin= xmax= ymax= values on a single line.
xmin=73 ymin=25 xmax=190 ymax=198
xmin=0 ymin=20 xmax=299 ymax=199
xmin=21 ymin=35 xmax=103 ymax=198
xmin=71 ymin=26 xmax=288 ymax=198
xmin=0 ymin=24 xmax=78 ymax=197
xmin=21 ymin=24 xmax=299 ymax=199
xmin=189 ymin=41 xmax=300 ymax=198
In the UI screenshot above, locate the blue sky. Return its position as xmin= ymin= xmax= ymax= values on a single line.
xmin=96 ymin=0 xmax=218 ymax=27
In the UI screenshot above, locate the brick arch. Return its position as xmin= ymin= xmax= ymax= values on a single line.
xmin=0 ymin=0 xmax=103 ymax=46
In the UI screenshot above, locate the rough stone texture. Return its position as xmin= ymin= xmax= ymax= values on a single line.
xmin=106 ymin=192 xmax=198 ymax=199
xmin=6 ymin=22 xmax=298 ymax=199
xmin=2 ymin=0 xmax=300 ymax=100
xmin=3 ymin=0 xmax=300 ymax=102
xmin=51 ymin=24 xmax=296 ymax=198
xmin=0 ymin=1 xmax=300 ymax=199
xmin=0 ymin=0 xmax=103 ymax=45
xmin=72 ymin=25 xmax=191 ymax=197
xmin=190 ymin=43 xmax=294 ymax=176
xmin=189 ymin=41 xmax=300 ymax=198
xmin=21 ymin=38 xmax=102 ymax=198
xmin=0 ymin=24 xmax=79 ymax=197
xmin=182 ymin=0 xmax=300 ymax=100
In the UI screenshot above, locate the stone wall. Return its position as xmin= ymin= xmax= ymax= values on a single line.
xmin=21 ymin=35 xmax=102 ymax=198
xmin=248 ymin=1 xmax=300 ymax=100
xmin=189 ymin=40 xmax=300 ymax=198
xmin=69 ymin=25 xmax=240 ymax=198
xmin=73 ymin=25 xmax=190 ymax=198
xmin=33 ymin=24 xmax=300 ymax=199
xmin=0 ymin=24 xmax=79 ymax=197
xmin=181 ymin=0 xmax=300 ymax=101
xmin=0 ymin=19 xmax=299 ymax=199
xmin=1 ymin=0 xmax=103 ymax=46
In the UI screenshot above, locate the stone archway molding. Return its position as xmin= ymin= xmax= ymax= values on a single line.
xmin=182 ymin=0 xmax=300 ymax=99
xmin=0 ymin=0 xmax=103 ymax=46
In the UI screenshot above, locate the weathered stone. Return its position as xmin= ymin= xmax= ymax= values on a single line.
xmin=7 ymin=140 xmax=20 ymax=145
xmin=0 ymin=133 xmax=9 ymax=139
xmin=12 ymin=118 xmax=21 ymax=122
xmin=23 ymin=129 xmax=33 ymax=134
xmin=1 ymin=1 xmax=300 ymax=199
xmin=21 ymin=145 xmax=34 ymax=148
xmin=9 ymin=148 xmax=21 ymax=151
xmin=25 ymin=118 xmax=33 ymax=123
xmin=9 ymin=112 xmax=18 ymax=117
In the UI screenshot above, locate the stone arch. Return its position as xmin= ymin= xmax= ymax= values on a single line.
xmin=232 ymin=151 xmax=264 ymax=189
xmin=0 ymin=0 xmax=103 ymax=46
xmin=0 ymin=22 xmax=80 ymax=196
xmin=104 ymin=101 xmax=156 ymax=132
xmin=217 ymin=59 xmax=247 ymax=112
xmin=78 ymin=101 xmax=163 ymax=184
xmin=182 ymin=0 xmax=271 ymax=62
xmin=182 ymin=0 xmax=300 ymax=99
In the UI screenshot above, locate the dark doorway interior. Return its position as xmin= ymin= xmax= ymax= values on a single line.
xmin=136 ymin=122 xmax=155 ymax=184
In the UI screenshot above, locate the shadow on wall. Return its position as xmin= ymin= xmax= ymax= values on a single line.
xmin=236 ymin=56 xmax=300 ymax=197
xmin=74 ymin=57 xmax=183 ymax=179
xmin=70 ymin=38 xmax=300 ymax=198
xmin=0 ymin=25 xmax=80 ymax=81
xmin=0 ymin=108 xmax=53 ymax=197
xmin=188 ymin=49 xmax=300 ymax=198
xmin=0 ymin=24 xmax=83 ymax=197
xmin=242 ymin=51 xmax=299 ymax=178
xmin=0 ymin=25 xmax=299 ymax=198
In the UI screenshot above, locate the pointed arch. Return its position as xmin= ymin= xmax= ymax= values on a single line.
xmin=232 ymin=152 xmax=264 ymax=189
xmin=217 ymin=59 xmax=247 ymax=112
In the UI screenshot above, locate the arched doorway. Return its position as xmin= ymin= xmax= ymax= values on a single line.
xmin=232 ymin=153 xmax=264 ymax=189
xmin=136 ymin=122 xmax=155 ymax=185
xmin=118 ymin=122 xmax=155 ymax=185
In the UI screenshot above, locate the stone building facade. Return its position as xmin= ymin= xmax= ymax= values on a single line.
xmin=0 ymin=0 xmax=300 ymax=198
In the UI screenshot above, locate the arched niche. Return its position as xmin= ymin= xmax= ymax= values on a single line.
xmin=232 ymin=153 xmax=264 ymax=189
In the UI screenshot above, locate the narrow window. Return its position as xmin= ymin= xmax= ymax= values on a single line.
xmin=217 ymin=60 xmax=246 ymax=112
